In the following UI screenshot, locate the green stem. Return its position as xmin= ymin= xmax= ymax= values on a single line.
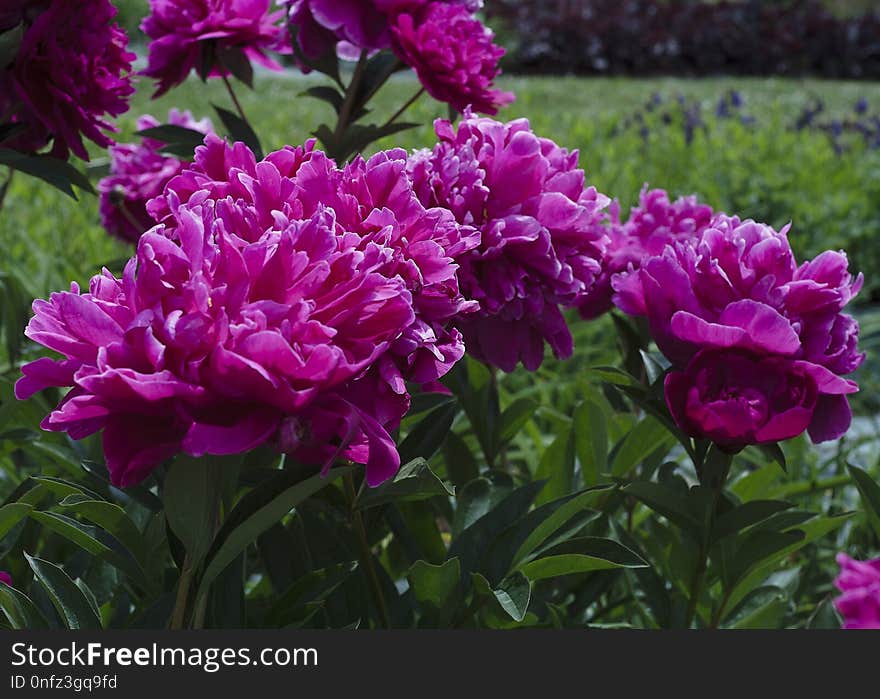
xmin=333 ymin=52 xmax=369 ymax=146
xmin=344 ymin=473 xmax=391 ymax=628
xmin=169 ymin=555 xmax=194 ymax=630
xmin=709 ymin=588 xmax=733 ymax=629
xmin=221 ymin=72 xmax=250 ymax=125
xmin=683 ymin=448 xmax=733 ymax=629
xmin=383 ymin=87 xmax=425 ymax=128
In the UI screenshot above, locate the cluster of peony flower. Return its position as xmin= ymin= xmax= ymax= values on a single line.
xmin=835 ymin=554 xmax=880 ymax=629
xmin=99 ymin=110 xmax=214 ymax=244
xmin=17 ymin=134 xmax=478 ymax=488
xmin=408 ymin=112 xmax=610 ymax=371
xmin=287 ymin=0 xmax=512 ymax=115
xmin=142 ymin=0 xmax=290 ymax=97
xmin=0 ymin=0 xmax=134 ymax=160
xmin=577 ymin=187 xmax=715 ymax=320
xmin=614 ymin=215 xmax=863 ymax=448
xmin=0 ymin=571 xmax=10 ymax=587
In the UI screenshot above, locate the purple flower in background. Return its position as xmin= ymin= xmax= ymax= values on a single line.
xmin=0 ymin=571 xmax=10 ymax=587
xmin=142 ymin=0 xmax=290 ymax=97
xmin=0 ymin=0 xmax=134 ymax=160
xmin=835 ymin=554 xmax=880 ymax=629
xmin=99 ymin=110 xmax=214 ymax=244
xmin=409 ymin=112 xmax=610 ymax=371
xmin=577 ymin=187 xmax=714 ymax=320
xmin=614 ymin=215 xmax=863 ymax=445
xmin=391 ymin=3 xmax=513 ymax=115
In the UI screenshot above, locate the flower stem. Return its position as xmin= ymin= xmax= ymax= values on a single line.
xmin=344 ymin=473 xmax=391 ymax=628
xmin=333 ymin=52 xmax=369 ymax=146
xmin=221 ymin=72 xmax=250 ymax=125
xmin=683 ymin=447 xmax=733 ymax=629
xmin=169 ymin=555 xmax=194 ymax=630
xmin=383 ymin=87 xmax=425 ymax=128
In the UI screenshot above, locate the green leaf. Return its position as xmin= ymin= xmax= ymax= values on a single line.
xmin=197 ymin=467 xmax=351 ymax=600
xmin=726 ymin=530 xmax=806 ymax=591
xmin=490 ymin=571 xmax=531 ymax=622
xmin=612 ymin=416 xmax=675 ymax=478
xmin=408 ymin=558 xmax=461 ymax=625
xmin=496 ymin=398 xmax=539 ymax=446
xmin=512 ymin=488 xmax=608 ymax=567
xmin=0 ymin=502 xmax=32 ymax=539
xmin=289 ymin=25 xmax=341 ymax=86
xmin=807 ymin=597 xmax=842 ymax=629
xmin=442 ymin=431 xmax=479 ymax=491
xmin=163 ymin=456 xmax=222 ymax=565
xmin=519 ymin=536 xmax=647 ymax=580
xmin=355 ymin=458 xmax=454 ymax=510
xmin=317 ymin=122 xmax=419 ymax=162
xmin=355 ymin=52 xmax=404 ymax=106
xmin=213 ymin=105 xmax=263 ymax=159
xmin=711 ymin=500 xmax=795 ymax=543
xmin=398 ymin=401 xmax=458 ymax=465
xmin=573 ymin=400 xmax=608 ymax=487
xmin=216 ymin=46 xmax=254 ymax=88
xmin=448 ymin=480 xmax=545 ymax=578
xmin=534 ymin=426 xmax=575 ymax=507
xmin=726 ymin=587 xmax=789 ymax=629
xmin=0 ymin=149 xmax=93 ymax=199
xmin=758 ymin=443 xmax=787 ymax=473
xmin=451 ymin=473 xmax=513 ymax=538
xmin=136 ymin=124 xmax=207 ymax=150
xmin=268 ymin=562 xmax=358 ymax=628
xmin=623 ymin=481 xmax=702 ymax=534
xmin=0 ymin=583 xmax=50 ymax=630
xmin=25 ymin=553 xmax=101 ymax=630
xmin=58 ymin=495 xmax=146 ymax=564
xmin=847 ymin=465 xmax=880 ymax=539
xmin=300 ymin=86 xmax=345 ymax=113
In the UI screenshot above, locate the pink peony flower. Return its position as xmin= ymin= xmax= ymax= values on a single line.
xmin=614 ymin=215 xmax=863 ymax=445
xmin=142 ymin=0 xmax=290 ymax=97
xmin=0 ymin=0 xmax=135 ymax=160
xmin=0 ymin=571 xmax=11 ymax=587
xmin=390 ymin=3 xmax=513 ymax=115
xmin=99 ymin=110 xmax=214 ymax=244
xmin=577 ymin=187 xmax=714 ymax=320
xmin=835 ymin=554 xmax=880 ymax=629
xmin=665 ymin=350 xmax=856 ymax=449
xmin=19 ymin=136 xmax=473 ymax=488
xmin=409 ymin=112 xmax=610 ymax=372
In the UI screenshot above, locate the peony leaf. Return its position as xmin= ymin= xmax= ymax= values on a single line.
xmin=355 ymin=458 xmax=454 ymax=511
xmin=24 ymin=553 xmax=101 ymax=630
xmin=213 ymin=105 xmax=263 ymax=159
xmin=196 ymin=466 xmax=352 ymax=601
xmin=847 ymin=464 xmax=880 ymax=539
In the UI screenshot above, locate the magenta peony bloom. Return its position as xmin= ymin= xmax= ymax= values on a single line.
xmin=99 ymin=110 xmax=214 ymax=244
xmin=0 ymin=571 xmax=10 ymax=587
xmin=578 ymin=187 xmax=714 ymax=320
xmin=391 ymin=3 xmax=512 ymax=115
xmin=665 ymin=350 xmax=856 ymax=448
xmin=142 ymin=0 xmax=290 ymax=97
xmin=0 ymin=0 xmax=134 ymax=160
xmin=835 ymin=554 xmax=880 ymax=629
xmin=614 ymin=215 xmax=863 ymax=445
xmin=409 ymin=112 xmax=610 ymax=372
xmin=19 ymin=136 xmax=472 ymax=488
